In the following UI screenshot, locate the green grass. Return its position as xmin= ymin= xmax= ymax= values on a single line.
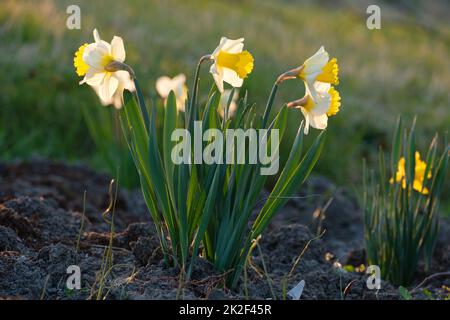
xmin=1 ymin=0 xmax=449 ymax=203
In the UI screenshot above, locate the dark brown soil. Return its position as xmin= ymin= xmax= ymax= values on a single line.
xmin=0 ymin=159 xmax=448 ymax=300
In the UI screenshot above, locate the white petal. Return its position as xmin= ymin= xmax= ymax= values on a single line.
xmin=111 ymin=36 xmax=126 ymax=62
xmin=175 ymin=85 xmax=187 ymax=103
xmin=172 ymin=74 xmax=186 ymax=86
xmin=114 ymin=70 xmax=135 ymax=91
xmin=112 ymin=88 xmax=124 ymax=109
xmin=311 ymin=97 xmax=330 ymax=115
xmin=304 ymin=46 xmax=329 ymax=75
xmin=313 ymin=81 xmax=331 ymax=94
xmin=221 ymin=38 xmax=244 ymax=53
xmin=305 ymin=80 xmax=321 ymax=105
xmin=92 ymin=85 xmax=111 ymax=106
xmin=300 ymin=108 xmax=310 ymax=135
xmin=211 ymin=37 xmax=228 ymax=56
xmin=222 ymin=68 xmax=243 ymax=88
xmin=93 ymin=29 xmax=101 ymax=43
xmin=156 ymin=76 xmax=173 ymax=98
xmin=83 ymin=43 xmax=109 ymax=71
xmin=99 ymin=73 xmax=119 ymax=101
xmin=309 ymin=113 xmax=328 ymax=130
xmin=176 ymin=97 xmax=186 ymax=112
xmin=92 ymin=29 xmax=111 ymax=51
xmin=210 ymin=64 xmax=224 ymax=92
xmin=308 ymin=81 xmax=331 ymax=115
xmin=228 ymin=101 xmax=238 ymax=117
xmin=212 ymin=73 xmax=224 ymax=93
xmin=85 ymin=71 xmax=106 ymax=86
xmin=219 ymin=89 xmax=239 ymax=118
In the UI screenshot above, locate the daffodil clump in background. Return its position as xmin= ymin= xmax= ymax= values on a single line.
xmin=364 ymin=118 xmax=449 ymax=286
xmin=74 ymin=29 xmax=336 ymax=287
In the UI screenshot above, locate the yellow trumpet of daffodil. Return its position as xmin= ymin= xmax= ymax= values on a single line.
xmin=390 ymin=151 xmax=432 ymax=194
xmin=209 ymin=37 xmax=254 ymax=93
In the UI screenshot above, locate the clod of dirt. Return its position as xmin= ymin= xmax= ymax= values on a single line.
xmin=0 ymin=225 xmax=28 ymax=253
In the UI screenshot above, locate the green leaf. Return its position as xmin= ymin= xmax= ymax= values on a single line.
xmin=163 ymin=91 xmax=177 ymax=190
xmin=188 ymin=165 xmax=221 ymax=278
xmin=391 ymin=116 xmax=402 ymax=175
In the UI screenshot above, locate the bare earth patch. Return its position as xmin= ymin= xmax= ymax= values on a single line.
xmin=0 ymin=159 xmax=448 ymax=299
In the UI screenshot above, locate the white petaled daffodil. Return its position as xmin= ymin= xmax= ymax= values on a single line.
xmin=288 ymin=82 xmax=341 ymax=135
xmin=218 ymin=89 xmax=239 ymax=119
xmin=209 ymin=37 xmax=254 ymax=93
xmin=155 ymin=74 xmax=188 ymax=112
xmin=298 ymin=46 xmax=339 ymax=101
xmin=74 ymin=29 xmax=135 ymax=108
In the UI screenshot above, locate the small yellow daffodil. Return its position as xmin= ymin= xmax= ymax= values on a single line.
xmin=390 ymin=151 xmax=431 ymax=194
xmin=287 ymin=82 xmax=341 ymax=134
xmin=210 ymin=37 xmax=254 ymax=93
xmin=74 ymin=29 xmax=134 ymax=108
xmin=156 ymin=74 xmax=188 ymax=112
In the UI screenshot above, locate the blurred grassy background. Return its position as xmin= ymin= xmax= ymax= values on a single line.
xmin=0 ymin=0 xmax=449 ymax=206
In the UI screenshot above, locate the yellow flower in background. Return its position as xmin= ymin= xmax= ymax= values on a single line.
xmin=218 ymin=89 xmax=239 ymax=119
xmin=156 ymin=74 xmax=188 ymax=112
xmin=210 ymin=37 xmax=254 ymax=92
xmin=390 ymin=151 xmax=431 ymax=194
xmin=74 ymin=29 xmax=135 ymax=108
xmin=298 ymin=46 xmax=339 ymax=101
xmin=288 ymin=82 xmax=341 ymax=134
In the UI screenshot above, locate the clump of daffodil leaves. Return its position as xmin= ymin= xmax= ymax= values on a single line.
xmin=363 ymin=117 xmax=449 ymax=286
xmin=73 ymin=29 xmax=345 ymax=287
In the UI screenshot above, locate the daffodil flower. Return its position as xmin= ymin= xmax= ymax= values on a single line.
xmin=390 ymin=151 xmax=431 ymax=194
xmin=155 ymin=74 xmax=188 ymax=112
xmin=287 ymin=82 xmax=341 ymax=134
xmin=74 ymin=29 xmax=134 ymax=108
xmin=298 ymin=46 xmax=339 ymax=101
xmin=218 ymin=89 xmax=239 ymax=119
xmin=209 ymin=37 xmax=254 ymax=93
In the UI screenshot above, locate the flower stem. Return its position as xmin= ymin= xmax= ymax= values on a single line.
xmin=187 ymin=54 xmax=211 ymax=131
xmin=133 ymin=78 xmax=149 ymax=130
xmin=262 ymin=66 xmax=304 ymax=128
